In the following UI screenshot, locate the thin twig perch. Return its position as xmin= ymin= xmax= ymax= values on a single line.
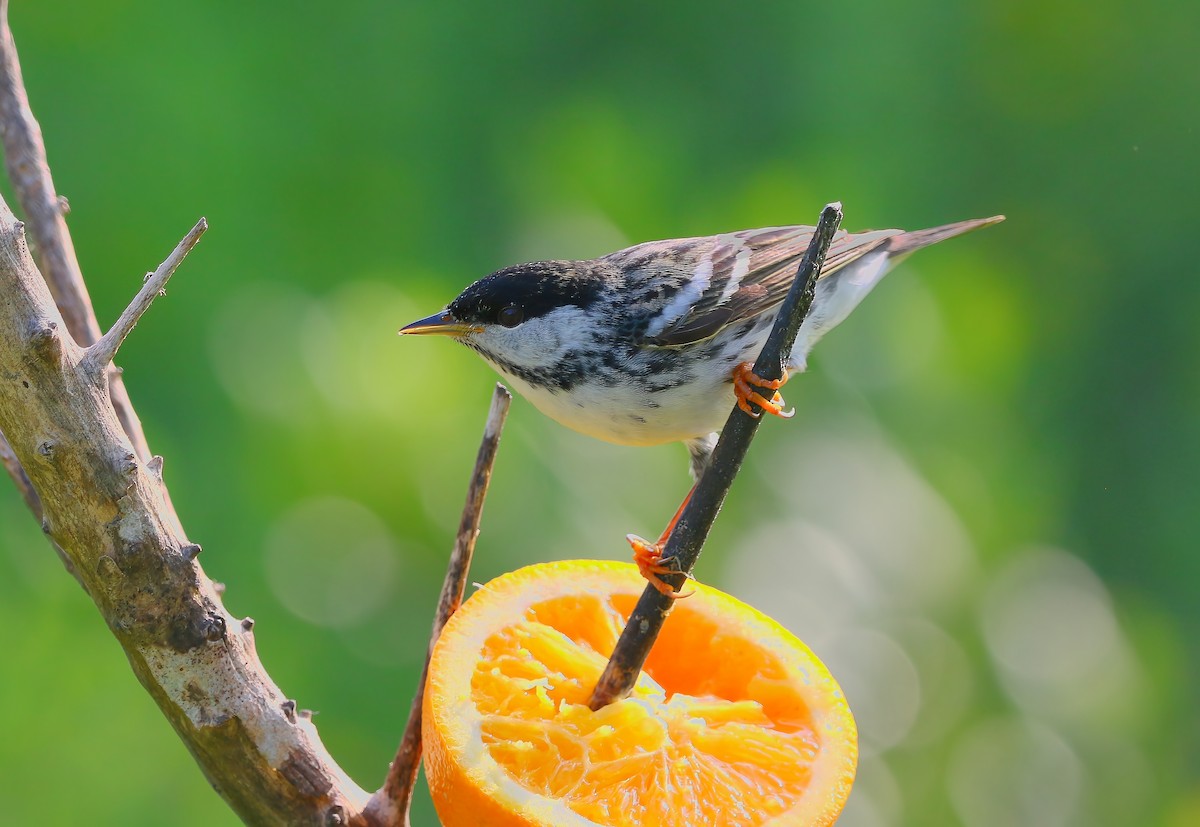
xmin=364 ymin=384 xmax=512 ymax=827
xmin=590 ymin=202 xmax=844 ymax=709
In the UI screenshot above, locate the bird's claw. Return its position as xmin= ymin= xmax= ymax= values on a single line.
xmin=733 ymin=362 xmax=794 ymax=419
xmin=628 ymin=533 xmax=692 ymax=598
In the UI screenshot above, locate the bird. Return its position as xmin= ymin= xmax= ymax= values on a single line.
xmin=401 ymin=214 xmax=1004 ymax=593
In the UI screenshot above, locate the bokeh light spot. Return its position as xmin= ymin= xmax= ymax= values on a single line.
xmin=264 ymin=496 xmax=399 ymax=628
xmin=837 ymin=755 xmax=902 ymax=827
xmin=948 ymin=717 xmax=1082 ymax=827
xmin=725 ymin=519 xmax=876 ymax=640
xmin=209 ymin=282 xmax=326 ymax=424
xmin=982 ymin=547 xmax=1144 ymax=724
xmin=772 ymin=420 xmax=979 ymax=612
xmin=820 ymin=627 xmax=922 ymax=755
xmin=892 ymin=619 xmax=974 ymax=747
xmin=820 ymin=270 xmax=945 ymax=390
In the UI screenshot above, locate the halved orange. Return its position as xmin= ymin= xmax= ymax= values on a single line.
xmin=423 ymin=560 xmax=857 ymax=826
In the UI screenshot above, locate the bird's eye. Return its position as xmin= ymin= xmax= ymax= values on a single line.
xmin=497 ymin=304 xmax=524 ymax=328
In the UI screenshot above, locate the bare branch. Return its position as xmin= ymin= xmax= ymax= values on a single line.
xmin=364 ymin=384 xmax=513 ymax=827
xmin=83 ymin=218 xmax=207 ymax=376
xmin=0 ymin=0 xmax=97 ymax=345
xmin=0 ymin=0 xmax=151 ymax=461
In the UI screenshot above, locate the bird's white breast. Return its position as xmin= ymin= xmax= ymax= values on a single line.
xmin=498 ymin=368 xmax=733 ymax=447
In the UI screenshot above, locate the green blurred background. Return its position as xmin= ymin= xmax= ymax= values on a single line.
xmin=0 ymin=1 xmax=1196 ymax=824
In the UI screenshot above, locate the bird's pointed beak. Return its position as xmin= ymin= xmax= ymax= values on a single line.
xmin=398 ymin=310 xmax=477 ymax=337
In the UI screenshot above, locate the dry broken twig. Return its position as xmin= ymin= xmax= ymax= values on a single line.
xmin=83 ymin=218 xmax=208 ymax=376
xmin=364 ymin=384 xmax=512 ymax=827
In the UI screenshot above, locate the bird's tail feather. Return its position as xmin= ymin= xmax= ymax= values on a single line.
xmin=786 ymin=213 xmax=1004 ymax=370
xmin=885 ymin=215 xmax=1005 ymax=256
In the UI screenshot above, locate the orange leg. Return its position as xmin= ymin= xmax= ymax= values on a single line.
xmin=733 ymin=362 xmax=794 ymax=419
xmin=628 ymin=485 xmax=695 ymax=598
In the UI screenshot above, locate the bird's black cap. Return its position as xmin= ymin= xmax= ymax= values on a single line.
xmin=448 ymin=262 xmax=607 ymax=326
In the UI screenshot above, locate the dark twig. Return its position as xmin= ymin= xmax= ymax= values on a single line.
xmin=83 ymin=218 xmax=207 ymax=377
xmin=590 ymin=203 xmax=843 ymax=709
xmin=363 ymin=383 xmax=513 ymax=827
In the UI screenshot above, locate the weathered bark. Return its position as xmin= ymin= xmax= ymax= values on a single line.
xmin=0 ymin=206 xmax=369 ymax=825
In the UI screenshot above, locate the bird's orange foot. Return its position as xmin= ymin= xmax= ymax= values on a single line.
xmin=628 ymin=533 xmax=691 ymax=598
xmin=733 ymin=362 xmax=794 ymax=419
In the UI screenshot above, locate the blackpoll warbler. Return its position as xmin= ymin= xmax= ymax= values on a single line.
xmin=402 ymin=215 xmax=1003 ymax=591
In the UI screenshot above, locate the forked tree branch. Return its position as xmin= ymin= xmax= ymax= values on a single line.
xmin=0 ymin=204 xmax=371 ymax=825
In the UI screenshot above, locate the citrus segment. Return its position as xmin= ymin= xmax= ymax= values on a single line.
xmin=423 ymin=560 xmax=856 ymax=827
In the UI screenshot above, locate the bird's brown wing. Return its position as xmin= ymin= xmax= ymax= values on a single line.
xmin=646 ymin=225 xmax=899 ymax=347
